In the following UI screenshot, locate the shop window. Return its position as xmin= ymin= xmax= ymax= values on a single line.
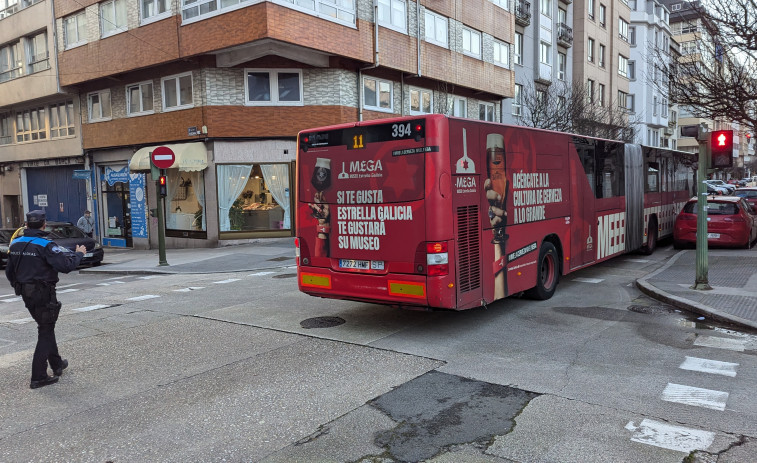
xmin=165 ymin=169 xmax=207 ymax=237
xmin=217 ymin=163 xmax=292 ymax=233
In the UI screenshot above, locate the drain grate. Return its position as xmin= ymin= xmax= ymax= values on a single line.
xmin=267 ymin=256 xmax=294 ymax=262
xmin=273 ymin=273 xmax=297 ymax=279
xmin=628 ymin=304 xmax=674 ymax=315
xmin=300 ymin=316 xmax=346 ymax=329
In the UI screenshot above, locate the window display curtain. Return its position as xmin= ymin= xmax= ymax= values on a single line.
xmin=218 ymin=165 xmax=252 ymax=231
xmin=260 ymin=164 xmax=291 ymax=229
xmin=190 ymin=170 xmax=206 ymax=230
xmin=166 ymin=169 xmax=180 ymax=226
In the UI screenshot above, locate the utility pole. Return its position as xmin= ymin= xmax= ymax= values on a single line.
xmin=692 ymin=123 xmax=711 ymax=290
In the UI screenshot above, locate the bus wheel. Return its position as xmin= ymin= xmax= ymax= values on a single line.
xmin=526 ymin=242 xmax=559 ymax=300
xmin=640 ymin=219 xmax=658 ymax=255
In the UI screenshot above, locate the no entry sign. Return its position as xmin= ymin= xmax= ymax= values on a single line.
xmin=151 ymin=146 xmax=175 ymax=169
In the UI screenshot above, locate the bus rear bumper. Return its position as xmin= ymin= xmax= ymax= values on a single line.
xmin=297 ymin=266 xmax=432 ymax=307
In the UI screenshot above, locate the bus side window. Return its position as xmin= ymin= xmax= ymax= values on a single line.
xmin=575 ymin=141 xmax=596 ymax=197
xmin=644 ymin=147 xmax=659 ymax=193
xmin=595 ymin=141 xmax=624 ymax=198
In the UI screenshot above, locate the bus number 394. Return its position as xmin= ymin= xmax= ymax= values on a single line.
xmin=391 ymin=123 xmax=411 ymax=138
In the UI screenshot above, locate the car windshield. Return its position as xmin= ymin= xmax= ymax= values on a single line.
xmin=45 ymin=224 xmax=87 ymax=239
xmin=734 ymin=190 xmax=757 ymax=199
xmin=682 ymin=201 xmax=739 ymax=215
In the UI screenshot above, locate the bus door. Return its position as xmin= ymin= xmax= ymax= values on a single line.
xmin=571 ymin=139 xmax=597 ymax=269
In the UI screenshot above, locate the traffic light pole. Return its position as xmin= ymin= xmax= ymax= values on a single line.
xmin=692 ymin=126 xmax=711 ymax=290
xmin=157 ymin=168 xmax=168 ymax=266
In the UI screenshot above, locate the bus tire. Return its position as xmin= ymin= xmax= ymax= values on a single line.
xmin=526 ymin=242 xmax=559 ymax=300
xmin=640 ymin=219 xmax=658 ymax=255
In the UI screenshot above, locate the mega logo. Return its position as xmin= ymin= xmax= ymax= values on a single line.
xmin=455 ymin=176 xmax=477 ymax=188
xmin=597 ymin=212 xmax=626 ymax=259
xmin=350 ymin=160 xmax=383 ymax=173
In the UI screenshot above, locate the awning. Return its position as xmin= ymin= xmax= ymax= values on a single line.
xmin=129 ymin=142 xmax=208 ymax=172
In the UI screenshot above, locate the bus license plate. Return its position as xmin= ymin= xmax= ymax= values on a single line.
xmin=707 ymin=233 xmax=720 ymax=239
xmin=339 ymin=259 xmax=370 ymax=270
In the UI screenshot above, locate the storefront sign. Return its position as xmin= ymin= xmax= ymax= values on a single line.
xmin=129 ymin=173 xmax=148 ymax=238
xmin=73 ymin=169 xmax=91 ymax=180
xmin=104 ymin=165 xmax=130 ymax=186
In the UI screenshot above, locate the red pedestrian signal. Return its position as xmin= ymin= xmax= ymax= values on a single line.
xmin=158 ymin=175 xmax=167 ymax=197
xmin=710 ymin=130 xmax=733 ymax=168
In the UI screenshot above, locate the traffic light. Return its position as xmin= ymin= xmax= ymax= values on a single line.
xmin=158 ymin=175 xmax=167 ymax=197
xmin=710 ymin=130 xmax=733 ymax=168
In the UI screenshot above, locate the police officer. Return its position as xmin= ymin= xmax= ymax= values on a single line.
xmin=5 ymin=210 xmax=85 ymax=389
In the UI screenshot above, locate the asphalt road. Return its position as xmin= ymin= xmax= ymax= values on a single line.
xmin=0 ymin=244 xmax=755 ymax=462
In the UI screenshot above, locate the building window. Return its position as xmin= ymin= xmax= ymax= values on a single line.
xmin=424 ymin=10 xmax=448 ymax=47
xmin=598 ymin=83 xmax=605 ymax=106
xmin=162 ymin=168 xmax=208 ymax=235
xmin=100 ymin=0 xmax=128 ymax=38
xmin=245 ymin=69 xmax=303 ymax=106
xmin=680 ymin=41 xmax=697 ymax=55
xmin=141 ymin=0 xmax=170 ymax=23
xmin=514 ymin=32 xmax=523 ymax=65
xmin=378 ymin=0 xmax=406 ymax=32
xmin=662 ymin=98 xmax=668 ymax=117
xmin=0 ymin=41 xmax=22 ymax=82
xmin=490 ymin=0 xmax=509 ymax=10
xmin=588 ymin=0 xmax=594 ymax=19
xmin=513 ymin=84 xmax=522 ymax=116
xmin=558 ymin=96 xmax=566 ymax=111
xmin=536 ymin=90 xmax=546 ymax=105
xmin=628 ymin=60 xmax=635 ymax=79
xmin=540 ymin=41 xmax=551 ymax=64
xmin=618 ymin=91 xmax=634 ymax=111
xmin=629 ymin=26 xmax=636 ymax=45
xmin=599 ymin=4 xmax=606 ymax=27
xmin=182 ymin=0 xmax=218 ymax=21
xmin=540 ymin=0 xmax=551 ymax=17
xmin=587 ymin=79 xmax=594 ymax=103
xmin=619 ymin=18 xmax=629 ymax=42
xmin=558 ymin=7 xmax=566 ymax=24
xmin=0 ymin=113 xmax=13 ymax=145
xmin=558 ymin=52 xmax=566 ymax=80
xmin=479 ymin=102 xmax=494 ymax=121
xmin=363 ymin=76 xmax=393 ymax=112
xmin=453 ymin=97 xmax=467 ymax=117
xmin=462 ymin=27 xmax=481 ymax=58
xmin=409 ymin=87 xmax=433 ymax=114
xmin=598 ymin=44 xmax=605 ymax=67
xmin=25 ymin=31 xmax=49 ymax=74
xmin=162 ymin=72 xmax=193 ymax=111
xmin=63 ymin=11 xmax=87 ymax=48
xmin=587 ymin=38 xmax=594 ymax=62
xmin=126 ymin=81 xmax=155 ymax=116
xmin=492 ymin=40 xmax=510 ymax=68
xmin=16 ymin=107 xmax=46 ymax=142
xmin=216 ymin=164 xmax=291 ymax=233
xmin=49 ymin=100 xmax=75 ymax=138
xmin=88 ymin=90 xmax=112 ymax=122
xmin=618 ymin=54 xmax=629 ymax=77
xmin=184 ymin=0 xmax=354 ymax=24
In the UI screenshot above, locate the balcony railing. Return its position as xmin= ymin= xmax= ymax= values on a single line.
xmin=557 ymin=23 xmax=573 ymax=48
xmin=515 ymin=0 xmax=531 ymax=27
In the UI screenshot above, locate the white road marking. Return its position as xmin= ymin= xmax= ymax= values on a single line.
xmin=248 ymin=272 xmax=275 ymax=277
xmin=126 ymin=295 xmax=160 ymax=301
xmin=626 ymin=419 xmax=715 ymax=453
xmin=137 ymin=276 xmax=161 ymax=280
xmin=57 ymin=288 xmax=80 ymax=294
xmin=213 ymin=279 xmax=241 ymax=284
xmin=0 ymin=293 xmax=16 ymax=298
xmin=572 ymin=277 xmax=605 ymax=284
xmin=72 ymin=304 xmax=111 ymax=312
xmin=679 ymin=356 xmax=738 ymax=377
xmin=57 ymin=283 xmax=82 ymax=289
xmin=96 ymin=281 xmax=126 ymax=286
xmin=661 ymin=383 xmax=729 ymax=411
xmin=9 ymin=317 xmax=34 ymax=324
xmin=694 ymin=336 xmax=746 ymax=352
xmin=105 ymin=276 xmax=127 ymax=280
xmin=625 ymin=259 xmax=650 ymax=263
xmin=173 ymin=287 xmax=205 ymax=292
xmin=2 ymin=297 xmax=22 ymax=303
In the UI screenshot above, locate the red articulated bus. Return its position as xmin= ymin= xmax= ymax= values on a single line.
xmin=295 ymin=115 xmax=695 ymax=310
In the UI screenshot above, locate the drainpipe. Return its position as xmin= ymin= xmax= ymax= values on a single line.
xmin=358 ymin=0 xmax=381 ymax=121
xmin=416 ymin=0 xmax=421 ymax=77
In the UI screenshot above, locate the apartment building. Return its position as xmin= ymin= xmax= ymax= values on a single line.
xmin=0 ymin=0 xmax=86 ymax=229
xmin=501 ymin=0 xmax=574 ymax=123
xmin=3 ymin=0 xmax=515 ymax=249
xmin=572 ymin=0 xmax=632 ymax=127
xmin=628 ymin=0 xmax=677 ymax=149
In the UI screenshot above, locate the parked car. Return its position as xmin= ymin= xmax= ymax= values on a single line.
xmin=705 ymin=179 xmax=736 ymax=194
xmin=673 ymin=196 xmax=757 ymax=249
xmin=734 ymin=187 xmax=757 ymax=211
xmin=43 ymin=222 xmax=104 ymax=266
xmin=0 ymin=228 xmax=14 ymax=268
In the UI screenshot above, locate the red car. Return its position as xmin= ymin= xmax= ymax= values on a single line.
xmin=673 ymin=196 xmax=757 ymax=249
xmin=734 ymin=187 xmax=757 ymax=211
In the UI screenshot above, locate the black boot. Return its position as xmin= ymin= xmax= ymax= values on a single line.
xmin=30 ymin=375 xmax=59 ymax=389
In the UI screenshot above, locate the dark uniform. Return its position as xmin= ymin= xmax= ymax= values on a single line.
xmin=6 ymin=210 xmax=83 ymax=388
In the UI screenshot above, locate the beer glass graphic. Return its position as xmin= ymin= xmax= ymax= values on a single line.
xmin=486 ymin=133 xmax=507 ymax=243
xmin=310 ymin=157 xmax=331 ymax=220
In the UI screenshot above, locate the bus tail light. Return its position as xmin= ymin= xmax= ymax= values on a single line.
xmin=425 ymin=241 xmax=449 ymax=276
xmin=296 ymin=237 xmax=312 ymax=266
xmin=295 ymin=237 xmax=300 ymax=265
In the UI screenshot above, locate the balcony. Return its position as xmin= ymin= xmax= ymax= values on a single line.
xmin=515 ymin=0 xmax=531 ymax=27
xmin=559 ymin=0 xmax=572 ymax=4
xmin=557 ymin=23 xmax=573 ymax=48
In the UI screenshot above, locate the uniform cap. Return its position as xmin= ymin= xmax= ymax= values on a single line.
xmin=84 ymin=210 xmax=91 ymax=214
xmin=26 ymin=210 xmax=46 ymax=225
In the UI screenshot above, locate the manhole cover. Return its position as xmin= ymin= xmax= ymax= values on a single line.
xmin=267 ymin=256 xmax=293 ymax=262
xmin=300 ymin=316 xmax=346 ymax=329
xmin=628 ymin=304 xmax=674 ymax=315
xmin=273 ymin=273 xmax=297 ymax=279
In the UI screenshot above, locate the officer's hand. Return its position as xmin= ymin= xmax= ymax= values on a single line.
xmin=75 ymin=245 xmax=86 ymax=254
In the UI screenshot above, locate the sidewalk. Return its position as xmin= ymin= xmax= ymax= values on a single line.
xmin=80 ymin=237 xmax=296 ymax=275
xmin=637 ymin=246 xmax=757 ymax=330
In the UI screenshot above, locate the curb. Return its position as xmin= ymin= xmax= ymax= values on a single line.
xmin=636 ymin=250 xmax=757 ymax=330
